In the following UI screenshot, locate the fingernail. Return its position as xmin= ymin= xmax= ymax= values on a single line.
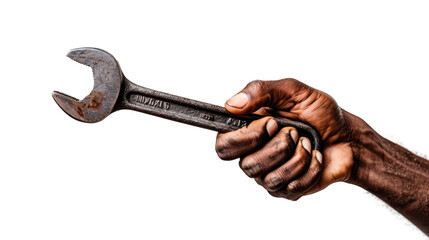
xmin=243 ymin=163 xmax=261 ymax=177
xmin=290 ymin=129 xmax=298 ymax=144
xmin=302 ymin=138 xmax=311 ymax=153
xmin=266 ymin=119 xmax=278 ymax=137
xmin=226 ymin=92 xmax=249 ymax=109
xmin=315 ymin=151 xmax=323 ymax=164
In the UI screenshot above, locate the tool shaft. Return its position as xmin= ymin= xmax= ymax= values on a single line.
xmin=116 ymin=79 xmax=322 ymax=150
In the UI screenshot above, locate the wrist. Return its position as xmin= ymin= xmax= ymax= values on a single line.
xmin=343 ymin=111 xmax=429 ymax=235
xmin=343 ymin=111 xmax=381 ymax=187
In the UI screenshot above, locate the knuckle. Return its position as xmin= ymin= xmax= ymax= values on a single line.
xmin=265 ymin=176 xmax=284 ymax=191
xmin=248 ymin=129 xmax=265 ymax=147
xmin=297 ymin=155 xmax=308 ymax=168
xmin=278 ymin=128 xmax=293 ymax=144
xmin=296 ymin=147 xmax=311 ymax=162
xmin=283 ymin=191 xmax=301 ymax=201
xmin=280 ymin=78 xmax=299 ymax=89
xmin=306 ymin=164 xmax=322 ymax=182
xmin=287 ymin=181 xmax=302 ymax=194
xmin=215 ymin=146 xmax=230 ymax=160
xmin=247 ymin=80 xmax=265 ymax=91
xmin=271 ymin=129 xmax=294 ymax=152
xmin=282 ymin=78 xmax=311 ymax=97
xmin=215 ymin=140 xmax=229 ymax=160
xmin=215 ymin=136 xmax=235 ymax=160
xmin=277 ymin=129 xmax=295 ymax=153
xmin=287 ymin=164 xmax=322 ymax=194
xmin=240 ymin=157 xmax=263 ymax=178
xmin=279 ymin=126 xmax=291 ymax=134
xmin=281 ymin=126 xmax=297 ymax=134
xmin=294 ymin=150 xmax=305 ymax=162
xmin=284 ymin=77 xmax=298 ymax=82
xmin=265 ymin=142 xmax=291 ymax=165
xmin=264 ymin=170 xmax=282 ymax=184
xmin=267 ymin=190 xmax=283 ymax=198
xmin=274 ymin=140 xmax=288 ymax=153
xmin=280 ymin=165 xmax=292 ymax=177
xmin=283 ymin=78 xmax=302 ymax=87
xmin=314 ymin=160 xmax=323 ymax=173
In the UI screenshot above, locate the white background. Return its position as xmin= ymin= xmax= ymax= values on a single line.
xmin=1 ymin=1 xmax=428 ymax=239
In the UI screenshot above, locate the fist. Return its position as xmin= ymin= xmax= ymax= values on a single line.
xmin=215 ymin=79 xmax=355 ymax=200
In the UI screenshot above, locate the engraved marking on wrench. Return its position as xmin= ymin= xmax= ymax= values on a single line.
xmin=199 ymin=113 xmax=214 ymax=121
xmin=129 ymin=93 xmax=171 ymax=110
xmin=227 ymin=118 xmax=248 ymax=128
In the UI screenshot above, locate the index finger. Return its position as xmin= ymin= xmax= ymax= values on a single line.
xmin=215 ymin=117 xmax=278 ymax=160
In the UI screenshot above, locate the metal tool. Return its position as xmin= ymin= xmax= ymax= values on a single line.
xmin=52 ymin=48 xmax=321 ymax=150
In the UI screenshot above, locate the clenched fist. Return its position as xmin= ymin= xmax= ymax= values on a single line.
xmin=215 ymin=79 xmax=355 ymax=200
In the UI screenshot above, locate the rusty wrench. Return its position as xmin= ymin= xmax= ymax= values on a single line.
xmin=52 ymin=48 xmax=321 ymax=150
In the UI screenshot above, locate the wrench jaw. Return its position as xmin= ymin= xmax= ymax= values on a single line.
xmin=52 ymin=47 xmax=124 ymax=123
xmin=52 ymin=90 xmax=106 ymax=123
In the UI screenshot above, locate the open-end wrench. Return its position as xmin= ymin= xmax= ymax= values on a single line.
xmin=52 ymin=48 xmax=321 ymax=150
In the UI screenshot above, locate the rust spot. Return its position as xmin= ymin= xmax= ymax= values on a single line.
xmin=87 ymin=91 xmax=103 ymax=109
xmin=75 ymin=91 xmax=104 ymax=118
xmin=76 ymin=105 xmax=84 ymax=117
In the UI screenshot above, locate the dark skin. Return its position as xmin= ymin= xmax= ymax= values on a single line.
xmin=215 ymin=79 xmax=429 ymax=235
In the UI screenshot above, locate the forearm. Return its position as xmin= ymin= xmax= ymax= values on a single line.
xmin=346 ymin=112 xmax=429 ymax=235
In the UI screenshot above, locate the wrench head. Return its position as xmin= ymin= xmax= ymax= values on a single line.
xmin=52 ymin=48 xmax=123 ymax=123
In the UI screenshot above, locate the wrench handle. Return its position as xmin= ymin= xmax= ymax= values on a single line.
xmin=116 ymin=80 xmax=322 ymax=151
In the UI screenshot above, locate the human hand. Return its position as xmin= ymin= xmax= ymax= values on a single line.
xmin=215 ymin=79 xmax=355 ymax=200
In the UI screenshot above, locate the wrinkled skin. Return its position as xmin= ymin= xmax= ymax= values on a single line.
xmin=215 ymin=79 xmax=354 ymax=200
xmin=215 ymin=78 xmax=429 ymax=235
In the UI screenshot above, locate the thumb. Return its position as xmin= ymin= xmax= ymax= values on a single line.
xmin=225 ymin=79 xmax=309 ymax=115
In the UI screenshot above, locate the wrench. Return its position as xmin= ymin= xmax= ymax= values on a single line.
xmin=52 ymin=48 xmax=321 ymax=150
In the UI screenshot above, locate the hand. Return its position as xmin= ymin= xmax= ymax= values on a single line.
xmin=215 ymin=79 xmax=355 ymax=200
